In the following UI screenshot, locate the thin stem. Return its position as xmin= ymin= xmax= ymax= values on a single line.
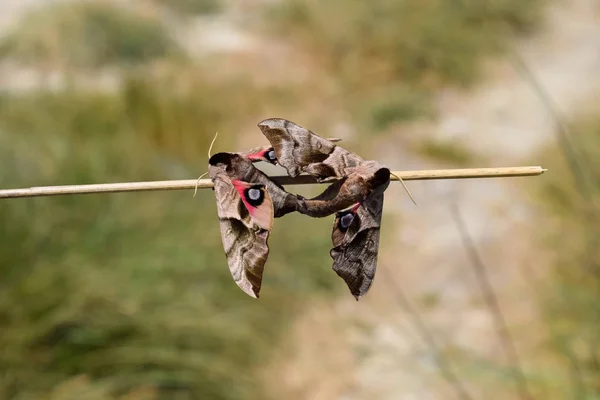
xmin=0 ymin=166 xmax=546 ymax=199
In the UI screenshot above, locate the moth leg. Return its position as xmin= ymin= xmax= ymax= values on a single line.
xmin=316 ymin=176 xmax=340 ymax=183
xmin=306 ymin=164 xmax=339 ymax=182
xmin=340 ymin=202 xmax=361 ymax=213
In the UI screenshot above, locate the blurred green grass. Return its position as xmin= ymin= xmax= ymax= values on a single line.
xmin=153 ymin=0 xmax=221 ymax=15
xmin=0 ymin=0 xmax=550 ymax=398
xmin=0 ymin=2 xmax=178 ymax=68
xmin=264 ymin=0 xmax=544 ymax=88
xmin=416 ymin=138 xmax=477 ymax=166
xmin=0 ymin=83 xmax=336 ymax=399
xmin=533 ymin=112 xmax=600 ymax=398
xmin=260 ymin=0 xmax=546 ymax=132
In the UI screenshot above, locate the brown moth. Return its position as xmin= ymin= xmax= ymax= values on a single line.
xmin=330 ymin=190 xmax=387 ymax=300
xmin=210 ymin=152 xmax=305 ymax=218
xmin=256 ymin=118 xmax=391 ymax=298
xmin=257 ymin=118 xmax=362 ymax=181
xmin=208 ymin=152 xmax=306 ymax=298
xmin=257 ymin=118 xmax=390 ymax=217
xmin=243 ymin=137 xmax=342 ymax=166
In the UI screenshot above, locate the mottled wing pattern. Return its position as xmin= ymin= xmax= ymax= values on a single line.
xmin=257 ymin=118 xmax=362 ymax=181
xmin=257 ymin=118 xmax=335 ymax=177
xmin=330 ymin=192 xmax=384 ymax=300
xmin=247 ymin=171 xmax=303 ymax=219
xmin=208 ymin=121 xmax=393 ymax=299
xmin=210 ymin=171 xmax=273 ymax=298
xmin=209 ymin=152 xmax=303 ymax=218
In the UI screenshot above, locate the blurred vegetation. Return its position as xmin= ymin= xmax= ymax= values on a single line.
xmin=534 ymin=112 xmax=600 ymax=398
xmin=0 ymin=2 xmax=178 ymax=68
xmin=362 ymin=85 xmax=433 ymax=132
xmin=0 ymin=82 xmax=336 ymax=399
xmin=261 ymin=0 xmax=546 ymax=131
xmin=0 ymin=0 xmax=551 ymax=399
xmin=153 ymin=0 xmax=222 ymax=15
xmin=264 ymin=0 xmax=544 ymax=88
xmin=417 ymin=138 xmax=476 ymax=166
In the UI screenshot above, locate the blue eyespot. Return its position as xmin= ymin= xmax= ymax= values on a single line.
xmin=337 ymin=211 xmax=355 ymax=231
xmin=244 ymin=185 xmax=265 ymax=206
xmin=247 ymin=188 xmax=261 ymax=201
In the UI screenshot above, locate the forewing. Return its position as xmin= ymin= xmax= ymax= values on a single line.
xmin=330 ymin=192 xmax=384 ymax=300
xmin=217 ymin=218 xmax=270 ymax=298
xmin=210 ymin=151 xmax=303 ymax=218
xmin=257 ymin=118 xmax=343 ymax=179
xmin=210 ymin=169 xmax=273 ymax=298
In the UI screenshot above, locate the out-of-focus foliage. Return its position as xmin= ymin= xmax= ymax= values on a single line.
xmin=0 ymin=2 xmax=178 ymax=68
xmin=361 ymin=85 xmax=433 ymax=132
xmin=262 ymin=0 xmax=546 ymax=131
xmin=416 ymin=138 xmax=476 ymax=166
xmin=0 ymin=78 xmax=336 ymax=399
xmin=264 ymin=0 xmax=545 ymax=88
xmin=122 ymin=70 xmax=263 ymax=163
xmin=535 ymin=112 xmax=600 ymax=398
xmin=153 ymin=0 xmax=221 ymax=15
xmin=0 ymin=0 xmax=550 ymax=399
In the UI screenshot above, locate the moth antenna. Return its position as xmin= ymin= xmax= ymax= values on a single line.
xmin=193 ymin=171 xmax=208 ymax=197
xmin=208 ymin=131 xmax=219 ymax=159
xmin=391 ymin=173 xmax=417 ymax=206
xmin=193 ymin=132 xmax=220 ymax=198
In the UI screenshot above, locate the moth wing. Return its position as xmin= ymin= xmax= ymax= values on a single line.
xmin=210 ymin=150 xmax=304 ymax=219
xmin=243 ymin=146 xmax=277 ymax=165
xmin=257 ymin=118 xmax=338 ymax=177
xmin=211 ymin=172 xmax=274 ymax=298
xmin=330 ymin=192 xmax=384 ymax=300
xmin=217 ymin=219 xmax=270 ymax=298
xmin=231 ymin=179 xmax=274 ymax=231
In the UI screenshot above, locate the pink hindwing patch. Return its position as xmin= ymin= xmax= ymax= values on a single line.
xmin=231 ymin=179 xmax=273 ymax=230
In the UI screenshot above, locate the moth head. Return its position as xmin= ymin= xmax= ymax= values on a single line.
xmin=209 ymin=152 xmax=233 ymax=167
xmin=368 ymin=167 xmax=391 ymax=192
xmin=209 ymin=152 xmax=247 ymax=172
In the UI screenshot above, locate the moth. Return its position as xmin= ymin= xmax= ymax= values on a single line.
xmin=208 ymin=151 xmax=306 ymax=298
xmin=242 ymin=136 xmax=343 ymax=167
xmin=330 ymin=190 xmax=386 ymax=299
xmin=256 ymin=118 xmax=395 ymax=299
xmin=257 ymin=118 xmax=391 ymax=217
